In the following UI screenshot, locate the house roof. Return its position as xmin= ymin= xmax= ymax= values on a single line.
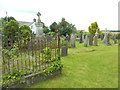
xmin=18 ymin=21 xmax=33 ymax=26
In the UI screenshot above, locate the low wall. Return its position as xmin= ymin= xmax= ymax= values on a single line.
xmin=1 ymin=70 xmax=61 ymax=89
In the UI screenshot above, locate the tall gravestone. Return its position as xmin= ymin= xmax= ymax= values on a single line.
xmin=89 ymin=34 xmax=93 ymax=45
xmin=61 ymin=46 xmax=68 ymax=57
xmin=93 ymin=29 xmax=99 ymax=46
xmin=100 ymin=34 xmax=104 ymax=40
xmin=84 ymin=35 xmax=86 ymax=40
xmin=103 ymin=33 xmax=111 ymax=45
xmin=102 ymin=33 xmax=107 ymax=44
xmin=35 ymin=12 xmax=44 ymax=39
xmin=70 ymin=34 xmax=76 ymax=48
xmin=112 ymin=34 xmax=117 ymax=44
xmin=79 ymin=32 xmax=83 ymax=43
xmin=106 ymin=33 xmax=111 ymax=45
xmin=84 ymin=35 xmax=88 ymax=47
xmin=65 ymin=34 xmax=70 ymax=41
xmin=93 ymin=34 xmax=98 ymax=46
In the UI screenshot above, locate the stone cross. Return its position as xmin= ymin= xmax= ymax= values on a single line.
xmin=35 ymin=12 xmax=44 ymax=38
xmin=37 ymin=12 xmax=41 ymax=23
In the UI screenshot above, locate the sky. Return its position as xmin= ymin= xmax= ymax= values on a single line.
xmin=0 ymin=0 xmax=119 ymax=31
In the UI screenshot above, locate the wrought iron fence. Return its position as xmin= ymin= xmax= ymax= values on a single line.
xmin=2 ymin=32 xmax=61 ymax=77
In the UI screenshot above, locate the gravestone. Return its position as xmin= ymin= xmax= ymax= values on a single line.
xmin=102 ymin=33 xmax=107 ymax=44
xmin=112 ymin=34 xmax=117 ymax=44
xmin=70 ymin=34 xmax=76 ymax=48
xmin=84 ymin=35 xmax=86 ymax=39
xmin=61 ymin=46 xmax=68 ymax=56
xmin=103 ymin=33 xmax=111 ymax=45
xmin=89 ymin=34 xmax=93 ymax=45
xmin=84 ymin=35 xmax=88 ymax=47
xmin=93 ymin=34 xmax=98 ymax=46
xmin=79 ymin=32 xmax=83 ymax=43
xmin=106 ymin=33 xmax=111 ymax=45
xmin=65 ymin=34 xmax=70 ymax=41
xmin=93 ymin=29 xmax=99 ymax=46
xmin=62 ymin=35 xmax=66 ymax=40
xmin=100 ymin=34 xmax=104 ymax=40
xmin=46 ymin=34 xmax=52 ymax=41
xmin=35 ymin=12 xmax=44 ymax=39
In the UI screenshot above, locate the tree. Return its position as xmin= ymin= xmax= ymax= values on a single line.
xmin=58 ymin=18 xmax=76 ymax=36
xmin=50 ymin=22 xmax=58 ymax=32
xmin=88 ymin=22 xmax=100 ymax=35
xmin=3 ymin=16 xmax=16 ymax=22
xmin=43 ymin=26 xmax=50 ymax=34
xmin=19 ymin=25 xmax=31 ymax=41
xmin=3 ymin=20 xmax=19 ymax=47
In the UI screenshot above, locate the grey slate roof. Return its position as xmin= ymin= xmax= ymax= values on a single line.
xmin=18 ymin=21 xmax=33 ymax=26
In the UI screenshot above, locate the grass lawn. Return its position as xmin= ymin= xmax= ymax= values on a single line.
xmin=27 ymin=39 xmax=118 ymax=88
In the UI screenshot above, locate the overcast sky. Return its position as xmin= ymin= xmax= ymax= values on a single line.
xmin=0 ymin=0 xmax=119 ymax=31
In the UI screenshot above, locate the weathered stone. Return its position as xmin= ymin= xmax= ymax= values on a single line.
xmin=61 ymin=46 xmax=68 ymax=56
xmin=100 ymin=34 xmax=104 ymax=40
xmin=112 ymin=34 xmax=117 ymax=44
xmin=70 ymin=34 xmax=76 ymax=48
xmin=79 ymin=33 xmax=83 ymax=43
xmin=65 ymin=34 xmax=70 ymax=41
xmin=89 ymin=34 xmax=93 ymax=45
xmin=103 ymin=33 xmax=111 ymax=45
xmin=46 ymin=34 xmax=52 ymax=41
xmin=35 ymin=12 xmax=44 ymax=38
xmin=84 ymin=35 xmax=88 ymax=47
xmin=93 ymin=34 xmax=98 ymax=46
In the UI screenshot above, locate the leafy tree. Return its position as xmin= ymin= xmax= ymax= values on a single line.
xmin=43 ymin=26 xmax=50 ymax=34
xmin=58 ymin=18 xmax=76 ymax=36
xmin=19 ymin=25 xmax=31 ymax=41
xmin=2 ymin=20 xmax=19 ymax=47
xmin=2 ymin=16 xmax=16 ymax=22
xmin=88 ymin=22 xmax=100 ymax=35
xmin=50 ymin=22 xmax=58 ymax=32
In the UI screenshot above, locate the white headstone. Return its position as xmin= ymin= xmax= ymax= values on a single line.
xmin=35 ymin=12 xmax=44 ymax=38
xmin=70 ymin=34 xmax=76 ymax=48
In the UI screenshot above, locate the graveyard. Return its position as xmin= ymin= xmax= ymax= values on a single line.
xmin=0 ymin=12 xmax=119 ymax=89
xmin=28 ymin=39 xmax=118 ymax=88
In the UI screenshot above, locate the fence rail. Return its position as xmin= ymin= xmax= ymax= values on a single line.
xmin=2 ymin=32 xmax=60 ymax=77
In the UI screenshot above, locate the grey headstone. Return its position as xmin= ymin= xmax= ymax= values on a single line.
xmin=84 ymin=35 xmax=88 ymax=47
xmin=79 ymin=33 xmax=83 ymax=43
xmin=89 ymin=34 xmax=93 ymax=45
xmin=70 ymin=34 xmax=76 ymax=48
xmin=84 ymin=35 xmax=86 ymax=39
xmin=100 ymin=34 xmax=104 ymax=40
xmin=106 ymin=33 xmax=111 ymax=45
xmin=65 ymin=34 xmax=70 ymax=41
xmin=61 ymin=46 xmax=68 ymax=56
xmin=112 ymin=34 xmax=117 ymax=44
xmin=103 ymin=33 xmax=111 ymax=45
xmin=93 ymin=34 xmax=98 ymax=46
xmin=46 ymin=34 xmax=52 ymax=41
